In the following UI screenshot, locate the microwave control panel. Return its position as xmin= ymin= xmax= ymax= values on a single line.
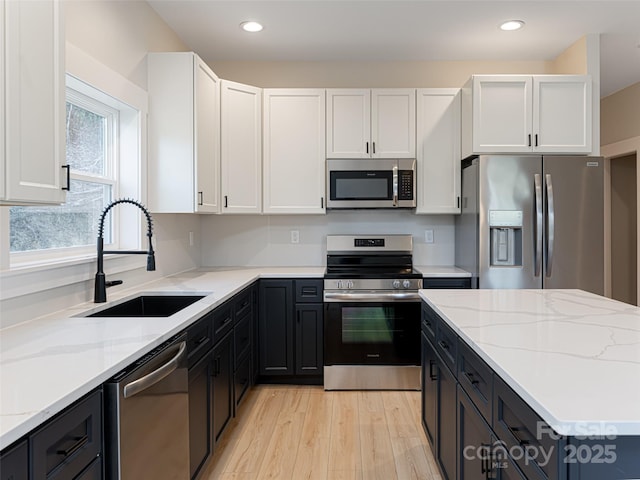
xmin=398 ymin=171 xmax=414 ymax=200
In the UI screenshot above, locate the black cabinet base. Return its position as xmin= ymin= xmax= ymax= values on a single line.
xmin=257 ymin=375 xmax=323 ymax=386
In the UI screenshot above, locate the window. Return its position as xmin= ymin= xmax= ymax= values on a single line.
xmin=10 ymin=88 xmax=118 ymax=255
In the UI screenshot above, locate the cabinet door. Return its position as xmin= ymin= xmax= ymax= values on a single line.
xmin=326 ymin=89 xmax=370 ymax=158
xmin=188 ymin=352 xmax=211 ymax=479
xmin=212 ymin=332 xmax=233 ymax=445
xmin=458 ymin=385 xmax=493 ymax=480
xmin=438 ymin=360 xmax=457 ymax=480
xmin=3 ymin=0 xmax=66 ymax=205
xmin=472 ymin=75 xmax=533 ymax=153
xmin=0 ymin=440 xmax=28 ymax=480
xmin=221 ymin=80 xmax=262 ymax=213
xmin=371 ymin=89 xmax=416 ymax=158
xmin=421 ymin=332 xmax=438 ymax=450
xmin=258 ymin=280 xmax=294 ymax=375
xmin=295 ymin=303 xmax=323 ymax=375
xmin=263 ymin=89 xmax=326 ymax=213
xmin=533 ymin=75 xmax=592 ymax=153
xmin=416 ymin=89 xmax=461 ymax=214
xmin=194 ymin=57 xmax=220 ymax=213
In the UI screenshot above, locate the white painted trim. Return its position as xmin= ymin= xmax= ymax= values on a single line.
xmin=586 ymin=34 xmax=600 ymax=156
xmin=601 ymin=135 xmax=640 ymax=304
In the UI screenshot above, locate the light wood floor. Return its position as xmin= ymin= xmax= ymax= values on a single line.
xmin=201 ymin=385 xmax=443 ymax=480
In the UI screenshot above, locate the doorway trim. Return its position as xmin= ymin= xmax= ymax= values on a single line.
xmin=601 ymin=135 xmax=640 ymax=302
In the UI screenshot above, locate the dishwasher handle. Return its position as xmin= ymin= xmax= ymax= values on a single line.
xmin=123 ymin=341 xmax=187 ymax=398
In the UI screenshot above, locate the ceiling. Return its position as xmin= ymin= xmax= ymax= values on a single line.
xmin=147 ymin=1 xmax=640 ymax=97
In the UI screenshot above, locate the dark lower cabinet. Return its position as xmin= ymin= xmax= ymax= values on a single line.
xmin=30 ymin=389 xmax=102 ymax=480
xmin=295 ymin=303 xmax=323 ymax=375
xmin=259 ymin=280 xmax=294 ymax=375
xmin=458 ymin=385 xmax=493 ymax=480
xmin=212 ymin=330 xmax=233 ymax=445
xmin=0 ymin=440 xmax=28 ymax=480
xmin=258 ymin=279 xmax=323 ymax=382
xmin=423 ymin=277 xmax=472 ymax=289
xmin=421 ymin=331 xmax=437 ymax=449
xmin=188 ymin=351 xmax=212 ymax=479
xmin=438 ymin=356 xmax=457 ymax=480
xmin=75 ymin=458 xmax=103 ymax=480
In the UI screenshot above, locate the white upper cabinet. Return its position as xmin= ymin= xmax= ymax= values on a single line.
xmin=416 ymin=89 xmax=461 ymax=214
xmin=326 ymin=89 xmax=416 ymax=158
xmin=220 ymin=80 xmax=262 ymax=214
xmin=263 ymin=89 xmax=326 ymax=214
xmin=1 ymin=0 xmax=67 ymax=205
xmin=533 ymin=76 xmax=592 ymax=153
xmin=147 ymin=52 xmax=220 ymax=213
xmin=462 ymin=75 xmax=592 ymax=158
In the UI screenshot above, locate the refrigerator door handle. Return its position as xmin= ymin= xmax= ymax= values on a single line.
xmin=545 ymin=174 xmax=555 ymax=277
xmin=534 ymin=174 xmax=543 ymax=277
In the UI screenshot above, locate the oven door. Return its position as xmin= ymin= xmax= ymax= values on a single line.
xmin=324 ymin=299 xmax=420 ymax=366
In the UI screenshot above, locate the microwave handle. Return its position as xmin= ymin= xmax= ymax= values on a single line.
xmin=392 ymin=164 xmax=398 ymax=207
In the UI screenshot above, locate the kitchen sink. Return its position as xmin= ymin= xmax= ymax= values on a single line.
xmin=86 ymin=295 xmax=206 ymax=317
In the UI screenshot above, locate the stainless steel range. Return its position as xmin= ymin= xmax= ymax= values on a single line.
xmin=323 ymin=234 xmax=422 ymax=390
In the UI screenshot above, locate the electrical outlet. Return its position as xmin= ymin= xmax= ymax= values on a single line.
xmin=290 ymin=230 xmax=300 ymax=244
xmin=425 ymin=229 xmax=434 ymax=244
xmin=188 ymin=231 xmax=194 ymax=247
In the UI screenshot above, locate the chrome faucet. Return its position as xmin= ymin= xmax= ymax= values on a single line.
xmin=94 ymin=198 xmax=156 ymax=303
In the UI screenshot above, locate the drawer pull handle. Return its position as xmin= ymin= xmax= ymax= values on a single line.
xmin=437 ymin=340 xmax=449 ymax=351
xmin=57 ymin=435 xmax=89 ymax=458
xmin=429 ymin=360 xmax=437 ymax=381
xmin=463 ymin=371 xmax=480 ymax=386
xmin=196 ymin=336 xmax=208 ymax=346
xmin=509 ymin=426 xmax=530 ymax=446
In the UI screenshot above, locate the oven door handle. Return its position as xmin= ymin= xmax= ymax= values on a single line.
xmin=323 ymin=292 xmax=421 ymax=302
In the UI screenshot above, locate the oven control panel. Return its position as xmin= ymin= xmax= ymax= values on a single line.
xmin=324 ymin=278 xmax=423 ymax=291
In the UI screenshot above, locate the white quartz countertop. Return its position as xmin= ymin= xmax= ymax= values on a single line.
xmin=419 ymin=289 xmax=640 ymax=436
xmin=0 ymin=267 xmax=324 ymax=450
xmin=415 ymin=265 xmax=471 ymax=277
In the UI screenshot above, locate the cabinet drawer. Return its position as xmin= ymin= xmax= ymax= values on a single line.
xmin=234 ymin=288 xmax=253 ymax=320
xmin=75 ymin=457 xmax=102 ymax=480
xmin=458 ymin=339 xmax=493 ymax=425
xmin=234 ymin=313 xmax=252 ymax=369
xmin=421 ymin=303 xmax=438 ymax=343
xmin=295 ymin=279 xmax=323 ymax=303
xmin=436 ymin=317 xmax=457 ymax=373
xmin=187 ymin=312 xmax=212 ymax=366
xmin=234 ymin=354 xmax=252 ymax=409
xmin=212 ymin=301 xmax=234 ymax=342
xmin=493 ymin=376 xmax=564 ymax=480
xmin=30 ymin=390 xmax=102 ymax=480
xmin=0 ymin=439 xmax=28 ymax=480
xmin=423 ymin=277 xmax=471 ymax=289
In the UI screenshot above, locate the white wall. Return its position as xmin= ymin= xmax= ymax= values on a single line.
xmin=201 ymin=212 xmax=454 ymax=267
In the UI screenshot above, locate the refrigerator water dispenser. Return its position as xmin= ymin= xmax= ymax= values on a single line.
xmin=489 ymin=211 xmax=523 ymax=267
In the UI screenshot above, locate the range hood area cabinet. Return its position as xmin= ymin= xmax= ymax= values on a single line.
xmin=147 ymin=52 xmax=221 ymax=214
xmin=461 ymin=74 xmax=593 ymax=158
xmin=220 ymin=80 xmax=262 ymax=214
xmin=326 ymin=89 xmax=416 ymax=159
xmin=415 ymin=89 xmax=461 ymax=215
xmin=1 ymin=0 xmax=67 ymax=206
xmin=263 ymin=89 xmax=326 ymax=214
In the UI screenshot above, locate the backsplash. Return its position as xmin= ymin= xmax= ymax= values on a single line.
xmin=200 ymin=211 xmax=455 ymax=267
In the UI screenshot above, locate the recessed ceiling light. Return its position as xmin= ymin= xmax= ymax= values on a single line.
xmin=500 ymin=20 xmax=525 ymax=31
xmin=240 ymin=21 xmax=263 ymax=33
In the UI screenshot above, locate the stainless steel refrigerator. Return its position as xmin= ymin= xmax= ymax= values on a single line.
xmin=455 ymin=155 xmax=604 ymax=294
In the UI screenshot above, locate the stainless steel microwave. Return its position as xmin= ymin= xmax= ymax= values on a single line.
xmin=326 ymin=158 xmax=416 ymax=209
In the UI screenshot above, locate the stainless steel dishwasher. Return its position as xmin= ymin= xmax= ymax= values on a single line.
xmin=105 ymin=333 xmax=189 ymax=480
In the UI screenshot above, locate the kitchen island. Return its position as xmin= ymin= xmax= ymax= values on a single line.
xmin=419 ymin=288 xmax=640 ymax=479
